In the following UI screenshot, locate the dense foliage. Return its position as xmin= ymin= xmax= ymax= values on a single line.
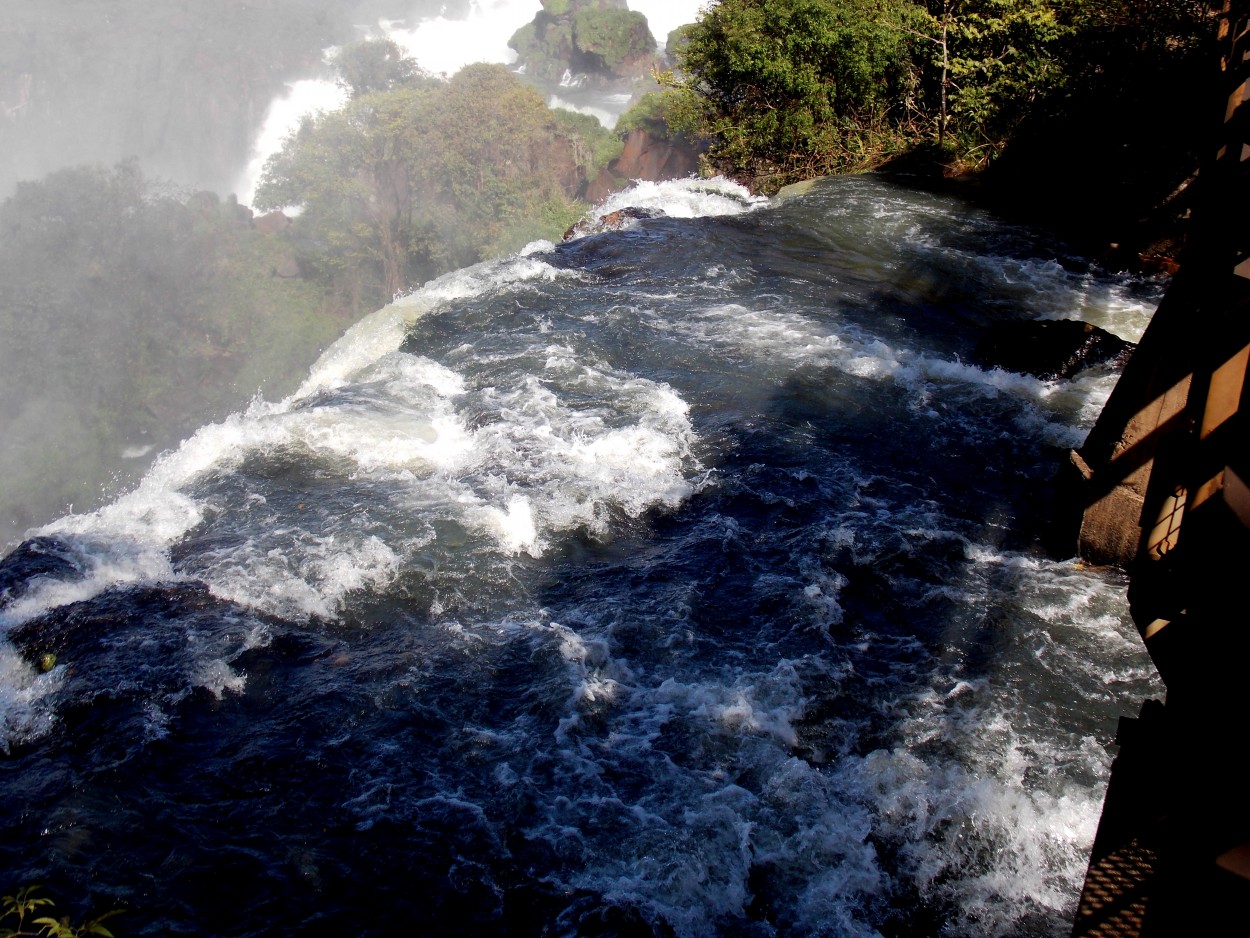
xmin=670 ymin=0 xmax=923 ymax=187
xmin=661 ymin=0 xmax=1221 ymax=197
xmin=508 ymin=0 xmax=658 ymax=83
xmin=989 ymin=0 xmax=1222 ymax=242
xmin=256 ymin=48 xmax=614 ymax=315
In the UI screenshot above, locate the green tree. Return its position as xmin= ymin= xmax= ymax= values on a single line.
xmin=334 ymin=38 xmax=425 ymax=97
xmin=669 ymin=0 xmax=924 ymax=190
xmin=256 ymin=57 xmax=609 ymax=312
xmin=404 ymin=64 xmax=591 ymax=266
xmin=986 ymin=0 xmax=1221 ymax=249
xmin=661 ymin=0 xmax=1222 ymax=190
xmin=257 ymin=85 xmax=433 ymax=306
xmin=908 ymin=0 xmax=1070 ymax=161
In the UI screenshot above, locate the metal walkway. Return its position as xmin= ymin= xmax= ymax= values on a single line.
xmin=1068 ymin=2 xmax=1250 ymax=933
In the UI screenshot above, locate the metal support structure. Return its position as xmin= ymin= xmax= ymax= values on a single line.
xmin=1070 ymin=2 xmax=1250 ymax=934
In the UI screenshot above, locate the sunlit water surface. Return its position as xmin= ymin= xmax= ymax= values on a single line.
xmin=0 ymin=176 xmax=1163 ymax=937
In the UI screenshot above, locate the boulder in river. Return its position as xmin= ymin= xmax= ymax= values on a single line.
xmin=973 ymin=318 xmax=1135 ymax=380
xmin=562 ymin=205 xmax=663 ymax=241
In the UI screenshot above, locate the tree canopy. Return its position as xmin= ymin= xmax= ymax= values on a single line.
xmin=656 ymin=0 xmax=1221 ymax=196
xmin=669 ymin=0 xmax=923 ymax=186
xmin=256 ymin=46 xmax=614 ymax=314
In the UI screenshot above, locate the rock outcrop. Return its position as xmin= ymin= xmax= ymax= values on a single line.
xmin=973 ymin=319 xmax=1135 ymax=380
xmin=585 ymin=129 xmax=704 ymax=202
xmin=253 ymin=210 xmax=292 ymax=235
xmin=509 ymin=0 xmax=658 ymax=86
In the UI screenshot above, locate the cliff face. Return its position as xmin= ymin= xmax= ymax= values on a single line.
xmin=585 ymin=129 xmax=704 ymax=201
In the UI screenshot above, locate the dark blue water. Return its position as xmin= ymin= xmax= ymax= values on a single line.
xmin=1 ymin=177 xmax=1162 ymax=936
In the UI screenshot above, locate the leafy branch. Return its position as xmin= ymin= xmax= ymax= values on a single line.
xmin=1 ymin=887 xmax=122 ymax=938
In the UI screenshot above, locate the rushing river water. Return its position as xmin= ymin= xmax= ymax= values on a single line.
xmin=0 ymin=176 xmax=1163 ymax=936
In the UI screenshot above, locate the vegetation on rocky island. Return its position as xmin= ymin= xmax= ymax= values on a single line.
xmin=509 ymin=0 xmax=658 ymax=84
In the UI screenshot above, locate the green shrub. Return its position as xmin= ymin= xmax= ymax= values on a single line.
xmin=572 ymin=9 xmax=655 ymax=73
xmin=672 ymin=0 xmax=922 ymax=190
xmin=1 ymin=885 xmax=122 ymax=938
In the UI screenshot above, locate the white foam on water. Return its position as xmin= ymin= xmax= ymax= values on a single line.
xmin=0 ymin=642 xmax=62 ymax=754
xmin=296 ymin=252 xmax=576 ymax=399
xmin=586 ymin=176 xmax=767 ymax=223
xmin=480 ymin=496 xmax=541 ymax=556
xmin=202 ymin=532 xmax=403 ymax=622
xmin=2 ymin=401 xmax=307 ymax=630
xmin=5 ymin=238 xmax=700 ymax=629
xmin=952 ymin=249 xmax=1161 ymax=344
xmin=827 ymin=546 xmax=1158 ymax=934
xmin=843 ymin=735 xmax=1105 ymax=934
xmin=547 ymin=94 xmax=617 ymax=129
xmin=451 ymin=357 xmax=699 ymax=553
xmin=235 ymin=78 xmax=348 ymax=208
xmin=379 ymin=0 xmax=524 ymax=77
xmin=679 ymin=302 xmax=1124 ymax=445
xmin=288 ymin=393 xmax=474 ymax=475
xmin=529 ymin=643 xmax=886 ymax=935
xmin=0 ymin=250 xmax=570 ymax=626
xmin=805 ymin=178 xmax=1161 ymax=347
xmin=192 ymin=658 xmax=248 ymax=700
xmin=966 ymin=546 xmax=1161 ymax=696
xmin=0 ymin=540 xmax=180 ymax=633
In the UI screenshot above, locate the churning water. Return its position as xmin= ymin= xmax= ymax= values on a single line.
xmin=0 ymin=176 xmax=1163 ymax=936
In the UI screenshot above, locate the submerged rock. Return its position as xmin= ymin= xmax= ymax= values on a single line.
xmin=973 ymin=318 xmax=1135 ymax=380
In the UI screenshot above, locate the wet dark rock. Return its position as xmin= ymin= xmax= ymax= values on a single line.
xmin=0 ymin=537 xmax=85 ymax=609
xmin=562 ymin=206 xmax=663 ymax=241
xmin=973 ymin=318 xmax=1135 ymax=380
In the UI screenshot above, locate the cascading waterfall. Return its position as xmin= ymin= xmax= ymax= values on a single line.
xmin=234 ymin=0 xmax=708 ymax=207
xmin=0 ymin=175 xmax=1163 ymax=936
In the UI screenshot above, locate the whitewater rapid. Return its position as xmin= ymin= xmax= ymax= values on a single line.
xmin=1 ymin=176 xmax=1164 ymax=937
